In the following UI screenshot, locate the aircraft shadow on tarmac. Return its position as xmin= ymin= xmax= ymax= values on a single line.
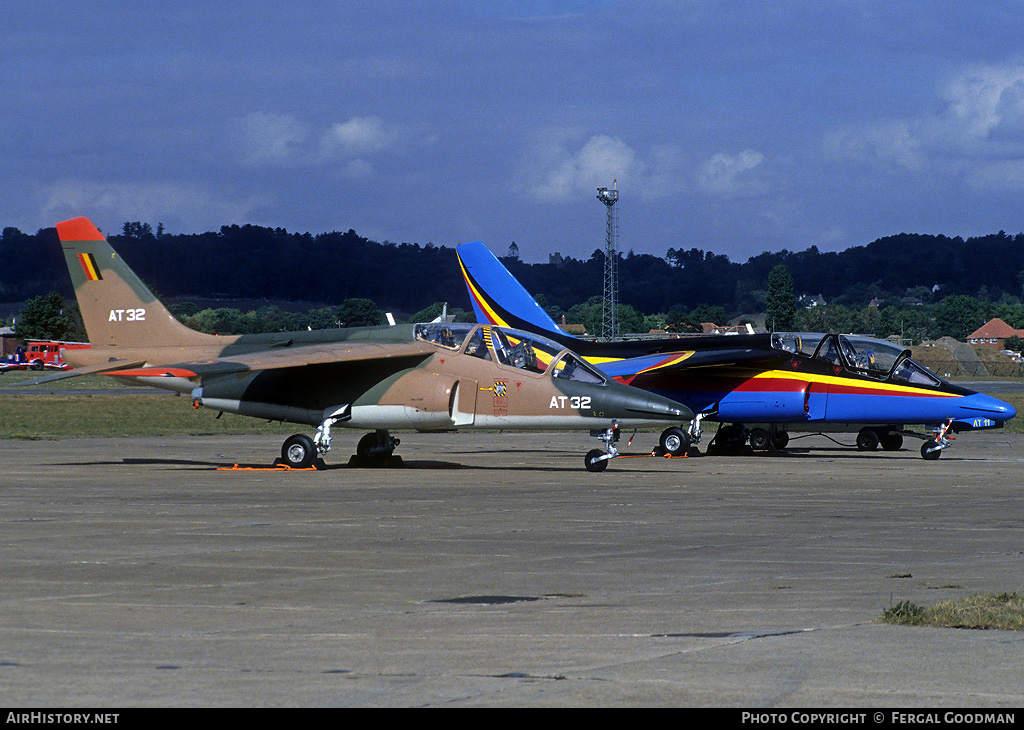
xmin=48 ymin=454 xmax=688 ymax=474
xmin=45 ymin=443 xmax=974 ymax=475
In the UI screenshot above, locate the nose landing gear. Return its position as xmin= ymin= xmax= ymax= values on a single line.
xmin=921 ymin=419 xmax=955 ymax=460
xmin=584 ymin=421 xmax=622 ymax=472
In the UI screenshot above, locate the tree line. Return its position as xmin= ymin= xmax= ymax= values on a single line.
xmin=4 ymin=222 xmax=1024 ymax=344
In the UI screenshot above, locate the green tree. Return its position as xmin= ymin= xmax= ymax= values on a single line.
xmin=668 ymin=304 xmax=730 ymax=333
xmin=933 ymin=295 xmax=985 ymax=341
xmin=766 ymin=265 xmax=796 ymax=332
xmin=336 ymin=298 xmax=383 ymax=327
xmin=15 ymin=292 xmax=83 ymax=341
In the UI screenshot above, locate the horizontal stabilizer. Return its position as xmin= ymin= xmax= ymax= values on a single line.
xmin=15 ymin=359 xmax=147 ymax=386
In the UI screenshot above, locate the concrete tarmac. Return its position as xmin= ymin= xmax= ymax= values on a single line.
xmin=1 ymin=430 xmax=1023 ymax=707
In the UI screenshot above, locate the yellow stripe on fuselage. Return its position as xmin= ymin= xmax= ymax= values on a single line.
xmin=744 ymin=368 xmax=956 ymax=397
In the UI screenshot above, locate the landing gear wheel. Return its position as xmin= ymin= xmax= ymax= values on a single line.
xmin=719 ymin=425 xmax=747 ymax=449
xmin=356 ymin=432 xmax=379 ymax=458
xmin=770 ymin=430 xmax=789 ymax=450
xmin=659 ymin=427 xmax=690 ymax=456
xmin=353 ymin=430 xmax=399 ymax=466
xmin=856 ymin=428 xmax=879 ymax=451
xmin=921 ymin=440 xmax=942 ymax=460
xmin=749 ymin=428 xmax=770 ymax=451
xmin=584 ymin=449 xmax=609 ymax=472
xmin=880 ymin=433 xmax=903 ymax=451
xmin=282 ymin=434 xmax=316 ymax=468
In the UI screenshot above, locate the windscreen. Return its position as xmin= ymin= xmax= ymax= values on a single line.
xmin=551 ymin=353 xmax=606 ymax=384
xmin=772 ymin=332 xmax=826 ymax=357
xmin=891 ymin=358 xmax=942 ymax=387
xmin=836 ymin=335 xmax=907 ymax=376
xmin=414 ymin=322 xmax=477 ymax=350
xmin=489 ymin=327 xmax=564 ymax=374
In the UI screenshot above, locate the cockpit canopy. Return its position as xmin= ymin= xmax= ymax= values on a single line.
xmin=414 ymin=322 xmax=607 ymax=384
xmin=771 ymin=332 xmax=942 ymax=388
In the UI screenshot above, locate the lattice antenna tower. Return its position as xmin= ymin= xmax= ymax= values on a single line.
xmin=596 ymin=181 xmax=619 ymax=341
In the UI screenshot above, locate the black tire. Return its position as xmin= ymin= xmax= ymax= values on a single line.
xmin=921 ymin=441 xmax=942 ymax=460
xmin=584 ymin=449 xmax=609 ymax=472
xmin=659 ymin=427 xmax=690 ymax=456
xmin=856 ymin=428 xmax=879 ymax=451
xmin=356 ymin=432 xmax=378 ymax=458
xmin=749 ymin=428 xmax=770 ymax=450
xmin=717 ymin=425 xmax=746 ymax=449
xmin=282 ymin=434 xmax=316 ymax=468
xmin=770 ymin=430 xmax=790 ymax=450
xmin=880 ymin=433 xmax=903 ymax=451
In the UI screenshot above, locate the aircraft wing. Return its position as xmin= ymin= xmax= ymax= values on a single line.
xmin=109 ymin=340 xmax=436 ymax=380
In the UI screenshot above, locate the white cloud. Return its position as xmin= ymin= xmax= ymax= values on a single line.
xmin=236 ymin=112 xmax=399 ymax=168
xmin=527 ymin=133 xmax=679 ymax=203
xmin=824 ymin=60 xmax=1024 ymax=179
xmin=695 ymin=149 xmax=766 ymax=196
xmin=939 ymin=62 xmax=1024 ymax=141
xmin=236 ymin=112 xmax=311 ymax=167
xmin=41 ymin=179 xmax=263 ymax=231
xmin=823 ymin=121 xmax=924 ymax=171
xmin=318 ymin=116 xmax=395 ymax=159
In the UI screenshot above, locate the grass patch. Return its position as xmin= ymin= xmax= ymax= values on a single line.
xmin=0 ymin=392 xmax=297 ymax=439
xmin=999 ymin=391 xmax=1024 ymax=433
xmin=882 ymin=593 xmax=1024 ymax=630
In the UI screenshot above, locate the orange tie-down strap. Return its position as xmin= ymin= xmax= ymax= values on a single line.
xmin=217 ymin=462 xmax=324 ymax=471
xmin=616 ymin=451 xmax=688 ymax=459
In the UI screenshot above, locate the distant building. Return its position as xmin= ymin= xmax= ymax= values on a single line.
xmin=1 ymin=326 xmax=17 ymax=358
xmin=799 ymin=294 xmax=826 ymax=308
xmin=701 ymin=322 xmax=756 ymax=336
xmin=967 ymin=318 xmax=1024 ymax=350
xmin=559 ymin=315 xmax=586 ymax=336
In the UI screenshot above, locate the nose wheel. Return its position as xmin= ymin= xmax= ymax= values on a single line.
xmin=920 ymin=419 xmax=955 ymax=460
xmin=584 ymin=421 xmax=621 ymax=472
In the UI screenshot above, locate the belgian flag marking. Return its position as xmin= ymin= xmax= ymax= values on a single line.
xmin=78 ymin=252 xmax=102 ymax=281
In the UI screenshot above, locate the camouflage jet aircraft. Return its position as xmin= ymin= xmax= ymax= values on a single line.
xmin=27 ymin=217 xmax=690 ymax=472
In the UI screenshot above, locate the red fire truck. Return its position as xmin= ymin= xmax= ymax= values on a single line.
xmin=0 ymin=340 xmax=91 ymax=372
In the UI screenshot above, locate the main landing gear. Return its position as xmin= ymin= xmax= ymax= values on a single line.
xmin=279 ymin=415 xmax=344 ymax=468
xmin=749 ymin=426 xmax=790 ymax=452
xmin=353 ymin=429 xmax=401 ymax=466
xmin=854 ymin=427 xmax=903 ymax=453
xmin=279 ymin=416 xmax=402 ymax=468
xmin=280 ymin=433 xmax=319 ymax=469
xmin=653 ymin=411 xmax=709 ymax=458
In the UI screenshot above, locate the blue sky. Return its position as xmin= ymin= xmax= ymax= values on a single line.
xmin=4 ymin=1 xmax=1024 ymax=262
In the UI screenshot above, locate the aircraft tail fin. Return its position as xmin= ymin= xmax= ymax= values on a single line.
xmin=456 ymin=242 xmax=572 ymax=341
xmin=56 ymin=217 xmax=218 ymax=349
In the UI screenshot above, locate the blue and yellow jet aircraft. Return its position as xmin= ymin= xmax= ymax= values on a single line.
xmin=456 ymin=241 xmax=1017 ymax=460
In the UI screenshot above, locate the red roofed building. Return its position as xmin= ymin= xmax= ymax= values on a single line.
xmin=967 ymin=318 xmax=1024 ymax=349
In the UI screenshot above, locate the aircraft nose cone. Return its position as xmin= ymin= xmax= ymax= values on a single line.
xmin=961 ymin=392 xmax=1016 ymax=422
xmin=626 ymin=391 xmax=693 ymax=422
